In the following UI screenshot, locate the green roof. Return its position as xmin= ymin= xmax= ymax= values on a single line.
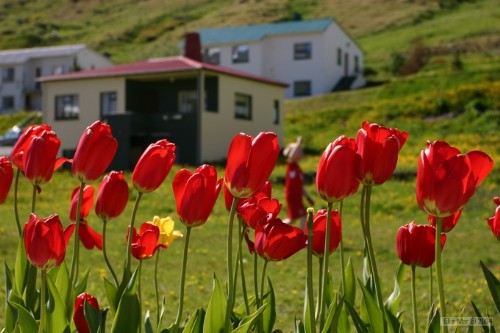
xmin=197 ymin=18 xmax=334 ymax=45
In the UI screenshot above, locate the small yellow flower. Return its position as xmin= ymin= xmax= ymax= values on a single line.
xmin=148 ymin=216 xmax=183 ymax=247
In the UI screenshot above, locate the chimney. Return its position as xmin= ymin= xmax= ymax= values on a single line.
xmin=184 ymin=32 xmax=202 ymax=62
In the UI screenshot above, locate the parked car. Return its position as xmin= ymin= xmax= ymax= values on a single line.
xmin=0 ymin=112 xmax=42 ymax=146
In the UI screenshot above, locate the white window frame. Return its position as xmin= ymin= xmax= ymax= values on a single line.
xmin=100 ymin=91 xmax=117 ymax=116
xmin=55 ymin=94 xmax=79 ymax=120
xmin=232 ymin=45 xmax=249 ymax=64
xmin=234 ymin=93 xmax=252 ymax=120
xmin=294 ymin=42 xmax=312 ymax=60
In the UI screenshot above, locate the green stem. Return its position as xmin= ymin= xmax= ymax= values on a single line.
xmin=38 ymin=269 xmax=47 ymax=333
xmin=259 ymin=259 xmax=269 ymax=309
xmin=138 ymin=260 xmax=142 ymax=333
xmin=435 ymin=217 xmax=448 ymax=333
xmin=126 ymin=192 xmax=143 ymax=273
xmin=363 ymin=185 xmax=384 ymax=311
xmin=238 ymin=218 xmax=250 ymax=315
xmin=305 ymin=209 xmax=316 ymax=332
xmin=316 ymin=257 xmax=323 ymax=320
xmin=224 ymin=197 xmax=238 ymax=332
xmin=13 ymin=169 xmax=21 ymax=236
xmin=411 ymin=265 xmax=418 ymax=333
xmin=155 ymin=251 xmax=161 ymax=328
xmin=175 ymin=226 xmax=191 ymax=327
xmin=429 ymin=265 xmax=433 ymax=309
xmin=254 ymin=251 xmax=259 ymax=307
xmin=102 ymin=220 xmax=119 ymax=286
xmin=31 ymin=184 xmax=37 ymax=213
xmin=338 ymin=200 xmax=346 ymax=294
xmin=319 ymin=201 xmax=333 ymax=327
xmin=68 ymin=181 xmax=85 ymax=309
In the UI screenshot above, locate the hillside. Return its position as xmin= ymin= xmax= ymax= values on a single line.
xmin=1 ymin=0 xmax=498 ymax=66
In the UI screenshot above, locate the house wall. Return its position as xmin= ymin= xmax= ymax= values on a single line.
xmin=0 ymin=63 xmax=24 ymax=113
xmin=75 ymin=49 xmax=114 ymax=70
xmin=322 ymin=23 xmax=365 ymax=91
xmin=211 ymin=42 xmax=264 ymax=76
xmin=263 ymin=31 xmax=327 ymax=98
xmin=42 ymin=77 xmax=126 ymax=152
xmin=199 ymin=72 xmax=284 ymax=162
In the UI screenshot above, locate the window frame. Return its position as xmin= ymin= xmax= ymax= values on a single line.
xmin=55 ymin=94 xmax=79 ymax=120
xmin=234 ymin=93 xmax=252 ymax=120
xmin=100 ymin=91 xmax=117 ymax=116
xmin=293 ymin=42 xmax=312 ymax=60
xmin=293 ymin=80 xmax=312 ymax=97
xmin=1 ymin=67 xmax=15 ymax=82
xmin=232 ymin=45 xmax=250 ymax=64
xmin=203 ymin=47 xmax=221 ymax=65
xmin=273 ymin=100 xmax=280 ymax=124
xmin=2 ymin=95 xmax=15 ymax=111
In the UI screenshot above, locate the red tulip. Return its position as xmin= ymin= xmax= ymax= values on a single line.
xmin=24 ymin=213 xmax=72 ymax=269
xmin=70 ymin=185 xmax=95 ymax=222
xmin=10 ymin=124 xmax=51 ymax=170
xmin=416 ymin=140 xmax=494 ymax=217
xmin=172 ymin=164 xmax=222 ymax=227
xmin=72 ymin=121 xmax=118 ymax=182
xmin=487 ymin=197 xmax=500 ymax=240
xmin=355 ymin=121 xmax=408 ymax=185
xmin=225 ymin=132 xmax=279 ymax=198
xmin=132 ymin=139 xmax=176 ymax=193
xmin=396 ymin=222 xmax=446 ymax=268
xmin=316 ymin=135 xmax=360 ymax=202
xmin=95 ymin=171 xmax=129 ymax=221
xmin=238 ymin=197 xmax=281 ymax=229
xmin=130 ymin=223 xmax=163 ymax=260
xmin=224 ymin=180 xmax=272 ymax=211
xmin=254 ymin=217 xmax=307 ymax=261
xmin=307 ymin=209 xmax=342 ymax=257
xmin=68 ymin=185 xmax=102 ymax=250
xmin=73 ymin=292 xmax=100 ymax=333
xmin=23 ymin=130 xmax=61 ymax=185
xmin=428 ymin=210 xmax=462 ymax=233
xmin=0 ymin=156 xmax=13 ymax=204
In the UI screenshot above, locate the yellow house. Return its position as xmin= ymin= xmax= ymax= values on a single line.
xmin=40 ymin=55 xmax=286 ymax=168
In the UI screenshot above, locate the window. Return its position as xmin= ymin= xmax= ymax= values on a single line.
xmin=354 ymin=55 xmax=360 ymax=73
xmin=178 ymin=91 xmax=198 ymax=114
xmin=294 ymin=42 xmax=312 ymax=60
xmin=52 ymin=66 xmax=66 ymax=75
xmin=2 ymin=96 xmax=14 ymax=111
xmin=294 ymin=81 xmax=311 ymax=97
xmin=232 ymin=45 xmax=249 ymax=64
xmin=337 ymin=48 xmax=342 ymax=66
xmin=35 ymin=67 xmax=42 ymax=90
xmin=55 ymin=94 xmax=79 ymax=120
xmin=203 ymin=48 xmax=220 ymax=65
xmin=273 ymin=100 xmax=280 ymax=124
xmin=234 ymin=93 xmax=252 ymax=120
xmin=100 ymin=92 xmax=117 ymax=116
xmin=1 ymin=68 xmax=14 ymax=82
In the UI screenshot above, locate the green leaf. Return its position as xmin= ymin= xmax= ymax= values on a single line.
xmin=337 ymin=305 xmax=351 ymax=333
xmin=5 ymin=261 xmax=17 ymax=332
xmin=471 ymin=301 xmax=496 ymax=333
xmin=74 ymin=267 xmax=90 ymax=299
xmin=23 ymin=262 xmax=38 ymax=314
xmin=55 ymin=262 xmax=69 ymax=310
xmin=111 ymin=267 xmax=141 ymax=333
xmin=294 ymin=319 xmax=305 ymax=333
xmin=182 ymin=308 xmax=206 ymax=333
xmin=15 ymin=237 xmax=28 ymax=294
xmin=261 ymin=277 xmax=276 ymax=333
xmin=103 ymin=277 xmax=118 ymax=315
xmin=426 ymin=304 xmax=440 ymax=333
xmin=344 ymin=257 xmax=356 ymax=305
xmin=46 ymin=273 xmax=70 ymax=333
xmin=321 ymin=295 xmax=344 ymax=333
xmin=303 ymin=283 xmax=314 ymax=333
xmin=144 ymin=310 xmax=154 ymax=333
xmin=84 ymin=298 xmax=103 ymax=333
xmin=233 ymin=304 xmax=267 ymax=333
xmin=358 ymin=279 xmax=384 ymax=333
xmin=480 ymin=261 xmax=500 ymax=315
xmin=8 ymin=301 xmax=38 ymax=333
xmin=385 ymin=262 xmax=405 ymax=315
xmin=203 ymin=274 xmax=226 ymax=333
xmin=343 ymin=300 xmax=369 ymax=333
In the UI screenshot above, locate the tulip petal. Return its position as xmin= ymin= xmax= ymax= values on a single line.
xmin=225 ymin=134 xmax=252 ymax=195
xmin=467 ymin=150 xmax=494 ymax=186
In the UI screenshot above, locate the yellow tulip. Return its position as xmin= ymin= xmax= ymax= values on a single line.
xmin=148 ymin=216 xmax=183 ymax=248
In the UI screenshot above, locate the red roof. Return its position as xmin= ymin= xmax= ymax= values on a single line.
xmin=39 ymin=56 xmax=288 ymax=87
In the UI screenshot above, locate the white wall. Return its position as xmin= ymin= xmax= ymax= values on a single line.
xmin=211 ymin=42 xmax=263 ymax=76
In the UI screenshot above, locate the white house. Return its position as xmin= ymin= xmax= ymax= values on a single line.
xmin=0 ymin=44 xmax=113 ymax=113
xmin=196 ymin=18 xmax=365 ymax=98
xmin=40 ymin=53 xmax=286 ymax=167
